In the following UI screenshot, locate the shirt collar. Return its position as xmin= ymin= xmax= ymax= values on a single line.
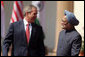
xmin=23 ymin=18 xmax=31 ymax=26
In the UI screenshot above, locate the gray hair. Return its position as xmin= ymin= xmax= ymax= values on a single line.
xmin=23 ymin=5 xmax=37 ymax=16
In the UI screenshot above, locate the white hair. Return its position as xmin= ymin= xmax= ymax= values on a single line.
xmin=23 ymin=5 xmax=37 ymax=16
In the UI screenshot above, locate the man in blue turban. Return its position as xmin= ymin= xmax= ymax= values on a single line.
xmin=56 ymin=10 xmax=82 ymax=56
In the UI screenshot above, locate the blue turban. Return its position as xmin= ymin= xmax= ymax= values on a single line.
xmin=64 ymin=10 xmax=79 ymax=26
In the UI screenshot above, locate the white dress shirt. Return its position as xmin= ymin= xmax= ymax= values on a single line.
xmin=23 ymin=18 xmax=32 ymax=37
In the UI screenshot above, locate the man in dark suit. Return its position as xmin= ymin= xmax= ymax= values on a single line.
xmin=56 ymin=10 xmax=82 ymax=56
xmin=2 ymin=5 xmax=45 ymax=56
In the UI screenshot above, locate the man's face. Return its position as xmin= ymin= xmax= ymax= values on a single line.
xmin=28 ymin=7 xmax=37 ymax=23
xmin=61 ymin=16 xmax=71 ymax=30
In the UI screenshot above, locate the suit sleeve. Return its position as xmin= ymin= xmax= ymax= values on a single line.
xmin=38 ymin=27 xmax=45 ymax=56
xmin=2 ymin=23 xmax=14 ymax=56
xmin=71 ymin=35 xmax=82 ymax=56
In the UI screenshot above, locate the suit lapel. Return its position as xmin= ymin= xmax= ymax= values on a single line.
xmin=19 ymin=21 xmax=36 ymax=45
xmin=19 ymin=20 xmax=27 ymax=44
xmin=30 ymin=23 xmax=36 ymax=40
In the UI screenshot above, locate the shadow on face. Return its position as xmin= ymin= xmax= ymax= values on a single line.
xmin=25 ymin=7 xmax=37 ymax=23
xmin=30 ymin=7 xmax=37 ymax=23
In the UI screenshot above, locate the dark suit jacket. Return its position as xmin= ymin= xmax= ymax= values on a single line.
xmin=57 ymin=29 xmax=82 ymax=56
xmin=2 ymin=20 xmax=45 ymax=56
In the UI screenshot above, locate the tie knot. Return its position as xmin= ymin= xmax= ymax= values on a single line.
xmin=26 ymin=24 xmax=29 ymax=26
